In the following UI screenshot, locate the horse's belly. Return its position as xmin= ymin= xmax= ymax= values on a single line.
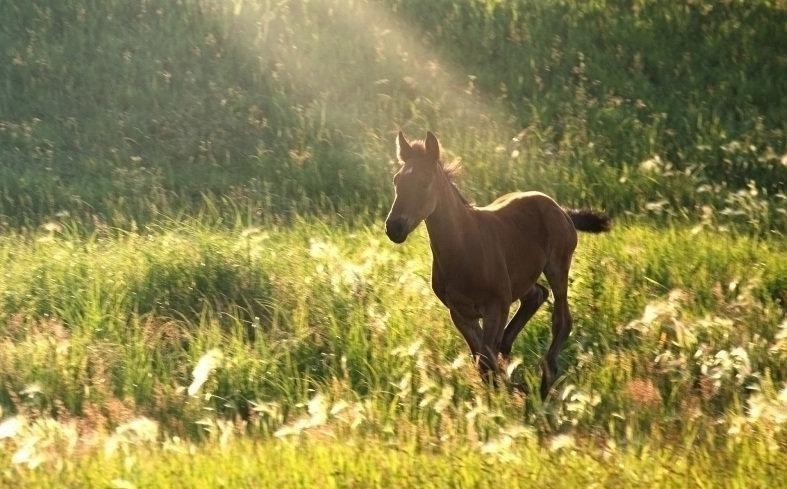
xmin=503 ymin=241 xmax=547 ymax=299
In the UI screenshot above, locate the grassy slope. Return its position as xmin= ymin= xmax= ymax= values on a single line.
xmin=0 ymin=0 xmax=784 ymax=230
xmin=0 ymin=0 xmax=786 ymax=486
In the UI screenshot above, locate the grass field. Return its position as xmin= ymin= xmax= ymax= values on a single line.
xmin=0 ymin=0 xmax=785 ymax=487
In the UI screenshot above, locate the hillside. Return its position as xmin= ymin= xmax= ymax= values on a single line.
xmin=1 ymin=0 xmax=784 ymax=229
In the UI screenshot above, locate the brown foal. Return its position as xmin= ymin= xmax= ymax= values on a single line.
xmin=385 ymin=131 xmax=611 ymax=399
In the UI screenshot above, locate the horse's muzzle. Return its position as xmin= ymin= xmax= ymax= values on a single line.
xmin=385 ymin=218 xmax=409 ymax=244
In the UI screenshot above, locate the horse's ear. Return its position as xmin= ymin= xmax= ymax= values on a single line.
xmin=396 ymin=131 xmax=412 ymax=160
xmin=425 ymin=131 xmax=440 ymax=163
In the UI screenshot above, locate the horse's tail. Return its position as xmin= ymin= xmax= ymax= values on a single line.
xmin=564 ymin=208 xmax=612 ymax=233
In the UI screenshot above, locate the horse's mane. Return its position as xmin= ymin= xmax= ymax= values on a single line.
xmin=408 ymin=139 xmax=468 ymax=205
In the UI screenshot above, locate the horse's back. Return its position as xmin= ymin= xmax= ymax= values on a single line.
xmin=481 ymin=191 xmax=554 ymax=210
xmin=479 ymin=190 xmax=577 ymax=252
xmin=481 ymin=191 xmax=565 ymax=223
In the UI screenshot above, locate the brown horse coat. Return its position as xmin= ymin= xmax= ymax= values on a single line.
xmin=385 ymin=131 xmax=610 ymax=398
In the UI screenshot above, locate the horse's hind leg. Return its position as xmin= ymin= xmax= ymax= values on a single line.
xmin=540 ymin=258 xmax=573 ymax=399
xmin=499 ymin=283 xmax=549 ymax=359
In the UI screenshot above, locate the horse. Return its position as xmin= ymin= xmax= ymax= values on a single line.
xmin=384 ymin=131 xmax=611 ymax=399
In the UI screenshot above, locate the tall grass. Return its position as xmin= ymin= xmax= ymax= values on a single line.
xmin=0 ymin=220 xmax=784 ymax=484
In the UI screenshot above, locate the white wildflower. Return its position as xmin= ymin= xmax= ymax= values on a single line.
xmin=21 ymin=383 xmax=43 ymax=397
xmin=505 ymin=357 xmax=523 ymax=379
xmin=0 ymin=416 xmax=23 ymax=439
xmin=392 ymin=339 xmax=423 ymax=357
xmin=548 ymin=433 xmax=576 ymax=452
xmin=481 ymin=434 xmax=512 ymax=455
xmin=639 ymin=155 xmax=663 ymax=173
xmin=274 ymin=394 xmax=329 ymax=438
xmin=105 ymin=417 xmax=159 ymax=457
xmin=188 ymin=349 xmax=223 ymax=396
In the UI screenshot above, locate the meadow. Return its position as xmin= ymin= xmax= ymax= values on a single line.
xmin=0 ymin=0 xmax=785 ymax=487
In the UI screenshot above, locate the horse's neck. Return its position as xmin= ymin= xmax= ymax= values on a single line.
xmin=425 ymin=173 xmax=474 ymax=264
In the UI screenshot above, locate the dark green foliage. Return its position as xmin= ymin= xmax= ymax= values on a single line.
xmin=0 ymin=1 xmax=784 ymax=231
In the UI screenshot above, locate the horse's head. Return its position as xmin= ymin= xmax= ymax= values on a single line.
xmin=385 ymin=131 xmax=442 ymax=244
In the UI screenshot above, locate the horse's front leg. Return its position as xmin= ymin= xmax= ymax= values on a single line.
xmin=478 ymin=302 xmax=510 ymax=378
xmin=449 ymin=309 xmax=482 ymax=362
